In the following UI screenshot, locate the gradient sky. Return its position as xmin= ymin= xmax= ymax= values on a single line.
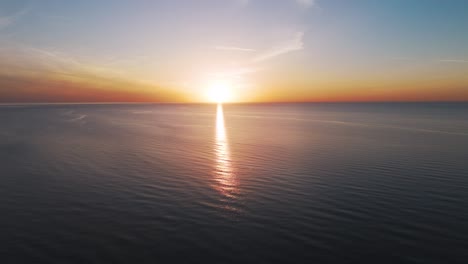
xmin=1 ymin=0 xmax=467 ymax=103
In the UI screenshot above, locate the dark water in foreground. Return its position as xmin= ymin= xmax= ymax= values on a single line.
xmin=1 ymin=103 xmax=468 ymax=263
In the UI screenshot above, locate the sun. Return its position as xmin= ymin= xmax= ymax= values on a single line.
xmin=205 ymin=80 xmax=233 ymax=103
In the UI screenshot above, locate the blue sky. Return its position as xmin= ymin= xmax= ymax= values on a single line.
xmin=1 ymin=0 xmax=467 ymax=102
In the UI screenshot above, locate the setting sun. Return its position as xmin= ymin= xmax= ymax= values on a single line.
xmin=1 ymin=1 xmax=468 ymax=263
xmin=205 ymin=80 xmax=233 ymax=103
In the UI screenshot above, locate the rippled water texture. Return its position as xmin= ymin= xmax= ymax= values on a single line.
xmin=1 ymin=103 xmax=468 ymax=263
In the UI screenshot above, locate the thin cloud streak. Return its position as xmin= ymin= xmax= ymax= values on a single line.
xmin=238 ymin=0 xmax=317 ymax=8
xmin=252 ymin=32 xmax=304 ymax=62
xmin=0 ymin=45 xmax=183 ymax=103
xmin=390 ymin=57 xmax=468 ymax=63
xmin=438 ymin=59 xmax=468 ymax=63
xmin=296 ymin=0 xmax=316 ymax=8
xmin=0 ymin=7 xmax=29 ymax=30
xmin=211 ymin=32 xmax=306 ymax=83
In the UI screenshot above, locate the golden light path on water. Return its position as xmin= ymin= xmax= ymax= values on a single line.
xmin=214 ymin=104 xmax=238 ymax=199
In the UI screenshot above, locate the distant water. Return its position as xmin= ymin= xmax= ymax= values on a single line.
xmin=1 ymin=103 xmax=468 ymax=263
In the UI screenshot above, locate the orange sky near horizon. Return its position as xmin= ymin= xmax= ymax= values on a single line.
xmin=1 ymin=70 xmax=468 ymax=103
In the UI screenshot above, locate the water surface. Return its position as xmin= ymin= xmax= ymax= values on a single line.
xmin=1 ymin=103 xmax=468 ymax=263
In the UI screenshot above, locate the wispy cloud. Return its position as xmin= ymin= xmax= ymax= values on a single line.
xmin=209 ymin=31 xmax=306 ymax=83
xmin=237 ymin=0 xmax=250 ymax=6
xmin=0 ymin=44 xmax=185 ymax=103
xmin=252 ymin=31 xmax=304 ymax=62
xmin=0 ymin=16 xmax=16 ymax=29
xmin=215 ymin=46 xmax=255 ymax=52
xmin=391 ymin=57 xmax=468 ymax=64
xmin=438 ymin=59 xmax=468 ymax=63
xmin=0 ymin=7 xmax=29 ymax=30
xmin=238 ymin=0 xmax=317 ymax=8
xmin=296 ymin=0 xmax=316 ymax=8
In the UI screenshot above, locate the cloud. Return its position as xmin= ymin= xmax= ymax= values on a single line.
xmin=0 ymin=7 xmax=29 ymax=30
xmin=391 ymin=57 xmax=468 ymax=64
xmin=296 ymin=0 xmax=316 ymax=8
xmin=209 ymin=32 xmax=306 ymax=83
xmin=237 ymin=0 xmax=250 ymax=6
xmin=0 ymin=16 xmax=14 ymax=29
xmin=438 ymin=59 xmax=468 ymax=63
xmin=238 ymin=0 xmax=317 ymax=8
xmin=215 ymin=46 xmax=255 ymax=52
xmin=389 ymin=57 xmax=468 ymax=63
xmin=252 ymin=31 xmax=304 ymax=62
xmin=0 ymin=45 xmax=183 ymax=103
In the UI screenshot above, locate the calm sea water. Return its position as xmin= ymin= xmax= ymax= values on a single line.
xmin=1 ymin=103 xmax=468 ymax=263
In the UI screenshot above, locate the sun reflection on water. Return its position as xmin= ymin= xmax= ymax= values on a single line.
xmin=214 ymin=104 xmax=237 ymax=199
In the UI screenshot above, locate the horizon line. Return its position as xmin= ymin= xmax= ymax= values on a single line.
xmin=1 ymin=100 xmax=468 ymax=106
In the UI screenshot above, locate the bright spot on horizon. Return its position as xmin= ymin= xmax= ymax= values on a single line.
xmin=205 ymin=80 xmax=233 ymax=103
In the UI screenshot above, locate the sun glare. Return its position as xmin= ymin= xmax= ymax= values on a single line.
xmin=206 ymin=80 xmax=233 ymax=103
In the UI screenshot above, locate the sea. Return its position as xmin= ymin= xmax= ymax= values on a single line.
xmin=1 ymin=103 xmax=467 ymax=263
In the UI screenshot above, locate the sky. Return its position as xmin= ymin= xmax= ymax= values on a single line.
xmin=0 ymin=0 xmax=467 ymax=103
